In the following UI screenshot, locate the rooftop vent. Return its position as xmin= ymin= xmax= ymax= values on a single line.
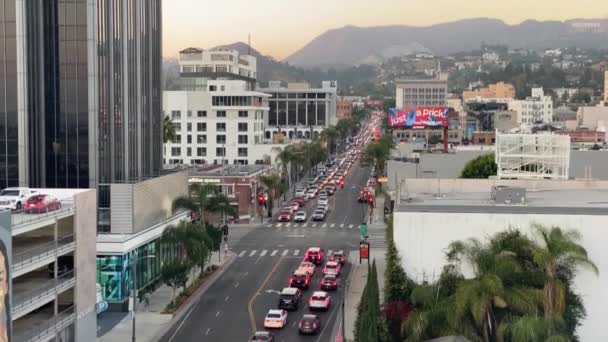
xmin=491 ymin=186 xmax=526 ymax=205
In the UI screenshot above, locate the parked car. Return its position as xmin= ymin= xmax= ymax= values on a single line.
xmin=23 ymin=194 xmax=62 ymax=214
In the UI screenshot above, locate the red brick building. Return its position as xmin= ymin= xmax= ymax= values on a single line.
xmin=337 ymin=98 xmax=353 ymax=120
xmin=471 ymin=131 xmax=496 ymax=145
xmin=556 ymin=131 xmax=605 ymax=144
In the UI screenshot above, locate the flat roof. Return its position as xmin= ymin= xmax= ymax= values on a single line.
xmin=189 ymin=164 xmax=273 ymax=177
xmin=397 ymin=189 xmax=608 ymax=215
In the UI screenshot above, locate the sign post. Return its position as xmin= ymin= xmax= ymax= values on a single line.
xmin=359 ymin=241 xmax=370 ymax=265
xmin=359 ymin=223 xmax=367 ymax=239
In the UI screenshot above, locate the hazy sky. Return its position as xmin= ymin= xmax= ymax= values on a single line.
xmin=162 ymin=0 xmax=606 ymax=60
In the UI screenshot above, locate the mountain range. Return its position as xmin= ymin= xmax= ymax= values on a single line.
xmin=285 ymin=18 xmax=608 ymax=68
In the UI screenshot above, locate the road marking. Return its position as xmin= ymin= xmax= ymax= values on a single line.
xmin=340 ymin=224 xmax=345 ymax=228
xmin=292 ymin=321 xmax=297 ymax=327
xmin=270 ymin=250 xmax=278 ymax=256
xmin=330 ymin=223 xmax=335 ymax=228
xmin=248 ymin=257 xmax=286 ymax=333
xmin=216 ymin=311 xmax=221 ymax=317
xmin=293 ymin=249 xmax=300 ymax=256
xmin=322 ymin=223 xmax=328 ymax=228
xmin=315 ymin=292 xmax=340 ymax=342
xmin=205 ymin=328 xmax=211 ymax=335
xmin=260 ymin=250 xmax=267 ymax=257
xmin=349 ymin=224 xmax=354 ymax=229
xmin=249 ymin=250 xmax=257 ymax=257
xmin=282 ymin=250 xmax=289 ymax=256
xmin=312 ymin=223 xmax=317 ymax=228
xmin=285 ymin=223 xmax=291 ymax=228
xmin=328 ymin=250 xmax=333 ymax=256
xmin=276 ymin=223 xmax=282 ymax=228
xmin=238 ymin=251 xmax=246 ymax=257
xmin=224 ymin=296 xmax=229 ymax=302
xmin=234 ymin=282 xmax=239 ymax=288
xmin=244 ymin=272 xmax=249 ymax=277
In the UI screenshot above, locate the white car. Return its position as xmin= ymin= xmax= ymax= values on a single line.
xmin=295 ymin=189 xmax=307 ymax=197
xmin=318 ymin=196 xmax=329 ymax=206
xmin=289 ymin=202 xmax=300 ymax=212
xmin=294 ymin=211 xmax=307 ymax=222
xmin=0 ymin=187 xmax=35 ymax=211
xmin=306 ymin=189 xmax=317 ymax=200
xmin=308 ymin=291 xmax=331 ymax=310
xmin=318 ymin=190 xmax=328 ymax=197
xmin=282 ymin=206 xmax=295 ymax=214
xmin=264 ymin=309 xmax=288 ymax=329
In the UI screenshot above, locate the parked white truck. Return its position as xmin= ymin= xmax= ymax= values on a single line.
xmin=0 ymin=187 xmax=35 ymax=211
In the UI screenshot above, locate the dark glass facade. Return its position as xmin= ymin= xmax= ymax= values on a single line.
xmin=0 ymin=0 xmax=19 ymax=188
xmin=96 ymin=0 xmax=163 ymax=231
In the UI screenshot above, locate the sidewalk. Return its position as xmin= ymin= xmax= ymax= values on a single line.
xmin=97 ymin=251 xmax=232 ymax=342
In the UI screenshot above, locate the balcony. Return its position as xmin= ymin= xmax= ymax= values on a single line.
xmin=13 ymin=236 xmax=75 ymax=277
xmin=14 ymin=305 xmax=76 ymax=342
xmin=13 ymin=270 xmax=76 ymax=320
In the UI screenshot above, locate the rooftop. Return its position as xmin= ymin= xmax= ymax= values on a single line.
xmin=397 ymin=189 xmax=608 ymax=215
xmin=188 ymin=164 xmax=274 ymax=177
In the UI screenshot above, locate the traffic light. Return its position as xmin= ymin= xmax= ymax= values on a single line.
xmin=257 ymin=194 xmax=267 ymax=209
xmin=222 ymin=224 xmax=229 ymax=236
xmin=369 ymin=196 xmax=374 ymax=204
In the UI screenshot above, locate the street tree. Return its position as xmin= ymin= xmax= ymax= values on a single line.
xmin=161 ymin=259 xmax=191 ymax=306
xmin=460 ymin=153 xmax=497 ymax=179
xmin=163 ymin=115 xmax=176 ymax=143
xmin=172 ymin=183 xmax=219 ymax=223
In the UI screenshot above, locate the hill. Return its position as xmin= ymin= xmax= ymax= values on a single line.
xmin=285 ymin=18 xmax=608 ymax=67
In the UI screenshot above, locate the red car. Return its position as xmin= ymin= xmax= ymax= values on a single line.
xmin=329 ymin=250 xmax=346 ymax=265
xmin=278 ymin=211 xmax=292 ymax=222
xmin=292 ymin=197 xmax=306 ymax=206
xmin=23 ymin=194 xmax=62 ymax=214
xmin=357 ymin=189 xmax=371 ymax=202
xmin=304 ymin=247 xmax=324 ymax=265
xmin=320 ymin=274 xmax=339 ymax=291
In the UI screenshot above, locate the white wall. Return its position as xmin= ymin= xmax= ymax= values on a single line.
xmin=393 ymin=211 xmax=608 ymax=341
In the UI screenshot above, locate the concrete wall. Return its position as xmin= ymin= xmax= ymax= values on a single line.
xmin=73 ymin=189 xmax=97 ymax=342
xmin=387 ymin=150 xmax=608 ymax=191
xmin=393 ymin=211 xmax=608 ymax=341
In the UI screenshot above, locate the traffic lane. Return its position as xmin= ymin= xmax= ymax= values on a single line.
xmin=231 ymin=228 xmax=360 ymax=252
xmin=252 ymin=256 xmax=352 ymax=342
xmin=327 ymin=164 xmax=371 ymax=225
xmin=160 ymin=257 xmax=277 ymax=342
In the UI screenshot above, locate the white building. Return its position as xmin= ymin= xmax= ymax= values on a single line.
xmin=393 ymin=186 xmax=608 ymax=342
xmin=164 ymin=80 xmax=271 ymax=166
xmin=576 ymin=103 xmax=608 ymax=131
xmin=508 ymin=88 xmax=553 ymax=125
xmin=178 ymin=47 xmax=257 ymax=91
xmin=257 ymin=81 xmax=338 ymax=140
xmin=552 ymin=87 xmax=579 ymax=100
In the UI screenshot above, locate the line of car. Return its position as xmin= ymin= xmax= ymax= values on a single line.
xmin=250 ymin=248 xmax=347 ymax=341
xmin=0 ymin=187 xmax=63 ymax=214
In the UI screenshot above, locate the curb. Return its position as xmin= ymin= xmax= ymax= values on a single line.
xmin=151 ymin=252 xmax=237 ymax=342
xmin=330 ymin=251 xmax=361 ymax=342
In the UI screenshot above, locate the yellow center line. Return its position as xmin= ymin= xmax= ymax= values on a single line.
xmin=248 ymin=256 xmax=286 ymax=333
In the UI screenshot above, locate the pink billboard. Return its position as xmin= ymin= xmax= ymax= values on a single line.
xmin=388 ymin=107 xmax=448 ymax=129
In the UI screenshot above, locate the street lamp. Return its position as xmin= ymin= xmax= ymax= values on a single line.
xmin=130 ymin=254 xmax=156 ymax=342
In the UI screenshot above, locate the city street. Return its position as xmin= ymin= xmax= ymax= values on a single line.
xmin=160 ymin=159 xmax=372 ymax=342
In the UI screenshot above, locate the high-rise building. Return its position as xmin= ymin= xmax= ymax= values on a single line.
xmin=395 ymin=78 xmax=447 ymax=108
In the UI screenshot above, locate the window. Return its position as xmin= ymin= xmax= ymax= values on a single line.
xmin=216 ymin=147 xmax=226 ymax=157
xmin=238 ymin=123 xmax=248 ymax=132
xmin=187 ymin=110 xmax=192 ymax=118
xmin=216 ymin=135 xmax=226 ymax=144
xmin=238 ymin=135 xmax=248 ymax=144
xmin=187 ymin=147 xmax=192 ymax=156
xmin=197 ymin=110 xmax=207 ymax=117
xmin=197 ymin=135 xmax=207 ymax=144
xmin=187 ymin=123 xmax=192 ymax=132
xmin=238 ymin=110 xmax=248 ymax=118
xmin=217 ymin=111 xmax=226 ymax=117
xmin=187 ymin=135 xmax=192 ymax=144
xmin=171 ymin=110 xmax=181 ymax=119
xmin=197 ymin=148 xmax=207 ymax=156
xmin=216 ymin=122 xmax=226 ymax=132
xmin=172 ymin=135 xmax=181 ymax=144
xmin=171 ymin=147 xmax=181 ymax=156
xmin=173 ymin=123 xmax=181 ymax=131
xmin=197 ymin=123 xmax=206 ymax=131
xmin=238 ymin=148 xmax=248 ymax=157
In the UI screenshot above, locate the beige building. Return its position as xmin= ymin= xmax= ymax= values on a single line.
xmin=577 ymin=104 xmax=608 ymax=131
xmin=337 ymin=98 xmax=353 ymax=120
xmin=463 ymin=82 xmax=516 ymax=102
xmin=494 ymin=110 xmax=520 ymax=133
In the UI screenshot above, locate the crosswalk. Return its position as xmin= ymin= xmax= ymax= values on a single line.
xmin=366 ymin=233 xmax=388 ymax=249
xmin=236 ymin=248 xmax=341 ymax=258
xmin=270 ymin=222 xmax=357 ymax=229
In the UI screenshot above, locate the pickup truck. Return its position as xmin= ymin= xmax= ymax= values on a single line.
xmin=0 ymin=187 xmax=36 ymax=211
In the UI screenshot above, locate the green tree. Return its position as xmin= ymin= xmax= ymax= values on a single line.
xmin=321 ymin=126 xmax=340 ymax=155
xmin=259 ymin=173 xmax=287 ymax=215
xmin=365 ymin=141 xmax=391 ymax=178
xmin=460 ymin=153 xmax=497 ymax=179
xmin=272 ymin=145 xmax=296 ymax=189
xmin=531 ymin=225 xmax=598 ymax=318
xmin=163 ymin=115 xmax=176 ymax=143
xmin=172 ymin=183 xmax=219 ymax=223
xmin=161 ymin=259 xmax=191 ymax=306
xmin=206 ymin=192 xmax=238 ymax=224
xmin=570 ymin=91 xmax=591 ymax=104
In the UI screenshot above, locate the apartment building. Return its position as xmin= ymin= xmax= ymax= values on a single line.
xmin=509 ymin=88 xmax=554 ymax=125
xmin=462 ymin=82 xmax=516 ymax=103
xmin=178 ymin=47 xmax=257 ymax=90
xmin=164 ymin=80 xmax=271 ymax=166
xmin=337 ymin=98 xmax=353 ymax=120
xmin=257 ymin=81 xmax=338 ymax=140
xmin=3 ymin=189 xmax=96 ymax=342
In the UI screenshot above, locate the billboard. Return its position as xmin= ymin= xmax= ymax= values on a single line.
xmin=388 ymin=107 xmax=448 ymax=129
xmin=0 ymin=210 xmax=11 ymax=341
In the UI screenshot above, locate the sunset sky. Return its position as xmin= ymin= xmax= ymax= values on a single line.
xmin=162 ymin=0 xmax=606 ymax=60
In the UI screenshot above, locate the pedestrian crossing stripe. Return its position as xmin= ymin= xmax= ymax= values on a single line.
xmin=312 ymin=223 xmax=317 ymax=228
xmin=322 ymin=223 xmax=328 ymax=228
xmin=340 ymin=224 xmax=345 ymax=228
xmin=330 ymin=224 xmax=335 ymax=228
xmin=276 ymin=223 xmax=282 ymax=228
xmin=270 ymin=250 xmax=278 ymax=256
xmin=260 ymin=250 xmax=267 ymax=256
xmin=293 ymin=249 xmax=300 ymax=256
xmin=282 ymin=250 xmax=289 ymax=256
xmin=348 ymin=224 xmax=354 ymax=229
xmin=249 ymin=250 xmax=257 ymax=257
xmin=285 ymin=223 xmax=291 ymax=228
xmin=238 ymin=251 xmax=246 ymax=257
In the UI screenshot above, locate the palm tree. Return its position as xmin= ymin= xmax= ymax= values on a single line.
xmin=320 ymin=126 xmax=339 ymax=155
xmin=259 ymin=173 xmax=286 ymax=216
xmin=206 ymin=192 xmax=238 ymax=224
xmin=172 ymin=183 xmax=219 ymax=223
xmin=531 ymin=225 xmax=598 ymax=317
xmin=365 ymin=142 xmax=390 ymax=177
xmin=272 ymin=146 xmax=294 ymax=189
xmin=163 ymin=115 xmax=176 ymax=143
